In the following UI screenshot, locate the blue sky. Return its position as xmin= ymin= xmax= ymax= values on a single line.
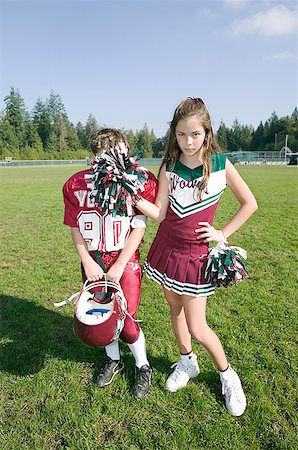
xmin=0 ymin=0 xmax=297 ymax=137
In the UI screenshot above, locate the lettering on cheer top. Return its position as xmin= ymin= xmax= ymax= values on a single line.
xmin=170 ymin=173 xmax=201 ymax=191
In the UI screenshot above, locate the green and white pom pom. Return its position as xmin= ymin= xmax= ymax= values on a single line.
xmin=205 ymin=241 xmax=248 ymax=288
xmin=91 ymin=145 xmax=148 ymax=217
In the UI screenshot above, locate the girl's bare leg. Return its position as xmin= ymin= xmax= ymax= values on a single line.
xmin=182 ymin=295 xmax=229 ymax=371
xmin=162 ymin=286 xmax=192 ymax=354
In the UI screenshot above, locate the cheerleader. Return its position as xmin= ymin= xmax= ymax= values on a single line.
xmin=135 ymin=98 xmax=258 ymax=415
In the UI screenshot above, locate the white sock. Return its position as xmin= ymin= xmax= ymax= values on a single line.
xmin=180 ymin=351 xmax=194 ymax=362
xmin=219 ymin=364 xmax=231 ymax=374
xmin=220 ymin=365 xmax=235 ymax=382
xmin=105 ymin=339 xmax=120 ymax=361
xmin=127 ymin=329 xmax=149 ymax=369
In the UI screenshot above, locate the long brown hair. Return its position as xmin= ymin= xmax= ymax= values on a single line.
xmin=161 ymin=97 xmax=222 ymax=201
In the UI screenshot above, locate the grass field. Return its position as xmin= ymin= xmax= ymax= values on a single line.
xmin=0 ymin=164 xmax=297 ymax=450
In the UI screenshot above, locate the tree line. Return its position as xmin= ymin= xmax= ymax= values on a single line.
xmin=0 ymin=87 xmax=297 ymax=161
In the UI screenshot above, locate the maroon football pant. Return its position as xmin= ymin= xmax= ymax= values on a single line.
xmin=81 ymin=250 xmax=141 ymax=344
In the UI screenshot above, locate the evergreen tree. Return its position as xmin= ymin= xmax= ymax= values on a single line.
xmin=227 ymin=119 xmax=241 ymax=151
xmin=66 ymin=123 xmax=84 ymax=153
xmin=76 ymin=121 xmax=88 ymax=149
xmin=250 ymin=122 xmax=264 ymax=151
xmin=152 ymin=137 xmax=165 ymax=158
xmin=240 ymin=125 xmax=253 ymax=150
xmin=291 ymin=107 xmax=298 ymax=122
xmin=48 ymin=91 xmax=67 ymax=124
xmin=0 ymin=117 xmax=20 ymax=158
xmin=135 ymin=123 xmax=153 ymax=157
xmin=47 ymin=91 xmax=69 ymax=152
xmin=24 ymin=120 xmax=43 ymax=154
xmin=45 ymin=131 xmax=59 ymax=157
xmin=291 ymin=108 xmax=298 ymax=151
xmin=4 ymin=87 xmax=27 ymax=148
xmin=85 ymin=114 xmax=98 ymax=151
xmin=150 ymin=129 xmax=156 ymax=152
xmin=126 ymin=129 xmax=136 ymax=152
xmin=216 ymin=121 xmax=229 ymax=151
xmin=226 ymin=119 xmax=253 ymax=151
xmin=32 ymin=98 xmax=51 ymax=149
xmin=266 ymin=112 xmax=281 ymax=150
xmin=282 ymin=112 xmax=298 ymax=152
xmin=1 ymin=85 xmax=297 ymax=160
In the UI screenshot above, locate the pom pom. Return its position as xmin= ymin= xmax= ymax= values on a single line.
xmin=205 ymin=242 xmax=248 ymax=288
xmin=91 ymin=146 xmax=149 ymax=217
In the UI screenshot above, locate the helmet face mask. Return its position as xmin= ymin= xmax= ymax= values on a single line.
xmin=73 ymin=280 xmax=127 ymax=348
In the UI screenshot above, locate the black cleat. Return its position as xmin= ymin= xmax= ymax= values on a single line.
xmin=95 ymin=357 xmax=124 ymax=388
xmin=133 ymin=364 xmax=152 ymax=398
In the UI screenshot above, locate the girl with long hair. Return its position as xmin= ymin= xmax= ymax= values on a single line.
xmin=135 ymin=97 xmax=258 ymax=416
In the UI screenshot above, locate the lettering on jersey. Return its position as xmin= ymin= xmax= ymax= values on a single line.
xmin=170 ymin=173 xmax=201 ymax=192
xmin=73 ymin=175 xmax=96 ymax=208
xmin=74 ymin=190 xmax=88 ymax=207
xmin=113 ymin=220 xmax=122 ymax=246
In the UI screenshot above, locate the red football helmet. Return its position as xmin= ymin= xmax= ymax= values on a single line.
xmin=73 ymin=279 xmax=127 ymax=347
xmin=54 ymin=278 xmax=127 ymax=347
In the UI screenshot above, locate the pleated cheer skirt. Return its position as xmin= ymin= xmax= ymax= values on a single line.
xmin=144 ymin=224 xmax=215 ymax=297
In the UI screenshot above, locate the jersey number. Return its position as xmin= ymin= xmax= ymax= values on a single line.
xmin=77 ymin=211 xmax=102 ymax=251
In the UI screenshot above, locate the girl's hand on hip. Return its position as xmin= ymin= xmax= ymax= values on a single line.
xmin=195 ymin=222 xmax=222 ymax=243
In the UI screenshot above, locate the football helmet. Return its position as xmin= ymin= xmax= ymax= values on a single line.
xmin=54 ymin=278 xmax=127 ymax=347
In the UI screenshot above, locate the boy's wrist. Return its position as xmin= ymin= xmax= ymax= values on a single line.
xmin=114 ymin=259 xmax=126 ymax=269
xmin=81 ymin=254 xmax=93 ymax=265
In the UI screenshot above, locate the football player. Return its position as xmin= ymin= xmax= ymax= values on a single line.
xmin=63 ymin=128 xmax=157 ymax=398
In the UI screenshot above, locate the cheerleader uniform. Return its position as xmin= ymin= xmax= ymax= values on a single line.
xmin=144 ymin=153 xmax=227 ymax=297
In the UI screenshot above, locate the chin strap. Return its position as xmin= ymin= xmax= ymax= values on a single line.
xmin=53 ymin=291 xmax=81 ymax=308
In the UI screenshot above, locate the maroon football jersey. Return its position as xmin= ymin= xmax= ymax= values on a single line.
xmin=63 ymin=169 xmax=158 ymax=252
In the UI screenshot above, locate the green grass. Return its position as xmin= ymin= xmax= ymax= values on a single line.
xmin=0 ymin=165 xmax=297 ymax=450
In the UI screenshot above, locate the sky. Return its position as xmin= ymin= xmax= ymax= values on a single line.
xmin=0 ymin=0 xmax=297 ymax=138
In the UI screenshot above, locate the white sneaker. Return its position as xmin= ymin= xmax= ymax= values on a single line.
xmin=165 ymin=355 xmax=200 ymax=392
xmin=220 ymin=366 xmax=247 ymax=416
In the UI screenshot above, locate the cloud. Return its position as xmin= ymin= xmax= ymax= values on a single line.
xmin=230 ymin=5 xmax=297 ymax=36
xmin=264 ymin=51 xmax=296 ymax=60
xmin=196 ymin=7 xmax=212 ymax=18
xmin=223 ymin=0 xmax=297 ymax=8
xmin=223 ymin=0 xmax=250 ymax=8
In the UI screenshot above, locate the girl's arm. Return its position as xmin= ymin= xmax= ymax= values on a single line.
xmin=106 ymin=227 xmax=145 ymax=283
xmin=71 ymin=227 xmax=104 ymax=281
xmin=196 ymin=159 xmax=258 ymax=242
xmin=135 ymin=164 xmax=170 ymax=223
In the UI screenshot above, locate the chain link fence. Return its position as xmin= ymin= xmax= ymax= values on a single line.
xmin=1 ymin=153 xmax=297 ymax=168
